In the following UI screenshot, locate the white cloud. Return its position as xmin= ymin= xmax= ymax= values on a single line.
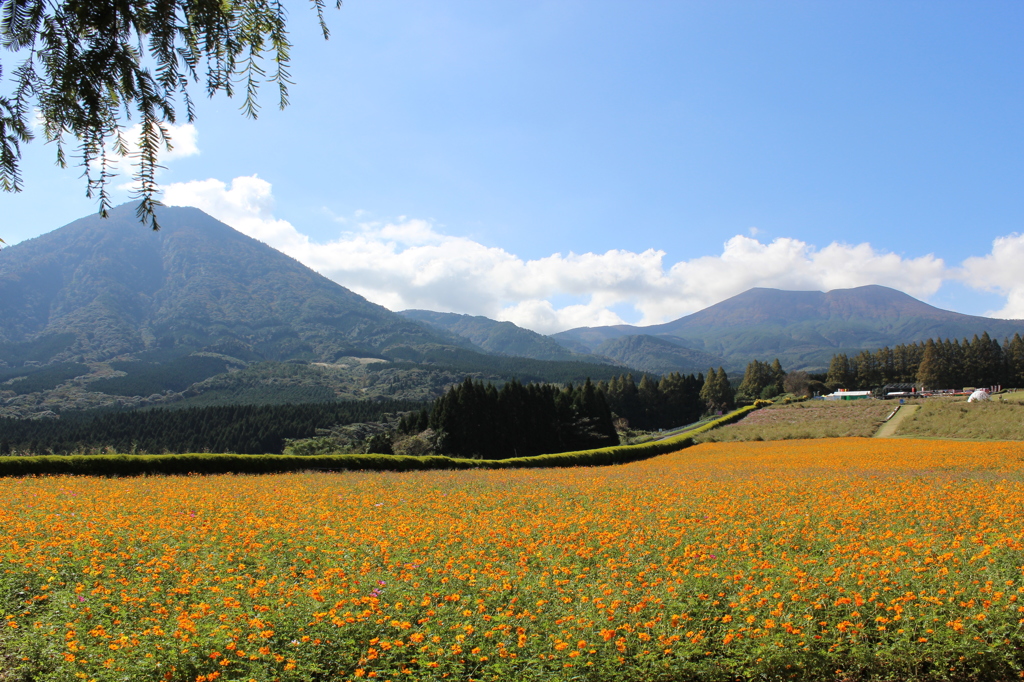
xmin=163 ymin=176 xmax=299 ymax=248
xmin=959 ymin=234 xmax=1024 ymax=319
xmin=107 ymin=123 xmax=199 ymax=182
xmin=164 ymin=175 xmax=957 ymax=334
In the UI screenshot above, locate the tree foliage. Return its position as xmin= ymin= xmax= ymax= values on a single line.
xmin=405 ymin=377 xmax=617 ymax=460
xmin=736 ymin=358 xmax=785 ymax=402
xmin=0 ymin=398 xmax=421 ymax=455
xmin=0 ymin=0 xmax=340 ymax=227
xmin=823 ymin=331 xmax=1024 ymax=391
xmin=699 ymin=367 xmax=734 ymax=414
xmin=598 ymin=372 xmax=705 ymax=431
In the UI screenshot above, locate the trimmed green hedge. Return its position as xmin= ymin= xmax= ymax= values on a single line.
xmin=0 ymin=406 xmax=758 ymax=478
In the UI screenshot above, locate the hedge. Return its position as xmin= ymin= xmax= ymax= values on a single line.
xmin=0 ymin=405 xmax=758 ymax=478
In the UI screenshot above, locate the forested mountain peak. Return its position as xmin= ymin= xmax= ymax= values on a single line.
xmin=0 ymin=203 xmax=461 ymax=364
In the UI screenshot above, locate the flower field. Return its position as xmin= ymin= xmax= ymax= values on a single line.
xmin=3 ymin=439 xmax=1024 ymax=681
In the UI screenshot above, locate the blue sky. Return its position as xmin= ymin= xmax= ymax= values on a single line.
xmin=4 ymin=1 xmax=1023 ymax=332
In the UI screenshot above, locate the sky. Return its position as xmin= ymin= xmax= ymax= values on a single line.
xmin=3 ymin=0 xmax=1023 ymax=334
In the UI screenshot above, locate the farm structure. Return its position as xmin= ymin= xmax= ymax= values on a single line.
xmin=823 ymin=389 xmax=873 ymax=401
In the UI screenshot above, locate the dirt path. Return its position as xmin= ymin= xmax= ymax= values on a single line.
xmin=873 ymin=404 xmax=920 ymax=438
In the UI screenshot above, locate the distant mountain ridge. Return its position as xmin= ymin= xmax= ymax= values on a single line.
xmin=398 ymin=310 xmax=602 ymax=363
xmin=398 ymin=310 xmax=727 ymax=375
xmin=5 ymin=203 xmax=1021 ymax=392
xmin=552 ymin=286 xmax=1024 ymax=371
xmin=592 ymin=335 xmax=723 ymax=375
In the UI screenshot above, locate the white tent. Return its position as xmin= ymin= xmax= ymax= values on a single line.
xmin=967 ymin=389 xmax=990 ymax=402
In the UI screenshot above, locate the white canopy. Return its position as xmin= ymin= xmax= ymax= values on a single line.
xmin=968 ymin=389 xmax=990 ymax=402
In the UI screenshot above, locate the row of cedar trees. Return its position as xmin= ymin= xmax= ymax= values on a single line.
xmin=397 ymin=372 xmax=710 ymax=460
xmin=825 ymin=332 xmax=1024 ymax=390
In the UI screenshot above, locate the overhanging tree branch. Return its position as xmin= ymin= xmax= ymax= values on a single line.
xmin=0 ymin=0 xmax=341 ymax=230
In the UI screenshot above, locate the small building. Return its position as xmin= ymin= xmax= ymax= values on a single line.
xmin=823 ymin=389 xmax=873 ymax=401
xmin=883 ymin=383 xmax=917 ymax=399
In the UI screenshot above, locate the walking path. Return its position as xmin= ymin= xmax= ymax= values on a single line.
xmin=873 ymin=404 xmax=920 ymax=438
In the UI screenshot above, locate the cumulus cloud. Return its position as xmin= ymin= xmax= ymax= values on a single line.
xmin=163 ymin=176 xmax=298 ymax=247
xmin=106 ymin=123 xmax=199 ymax=181
xmin=164 ymin=175 xmax=957 ymax=334
xmin=960 ymin=234 xmax=1024 ymax=319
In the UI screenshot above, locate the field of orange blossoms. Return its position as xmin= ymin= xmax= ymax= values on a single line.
xmin=3 ymin=438 xmax=1024 ymax=682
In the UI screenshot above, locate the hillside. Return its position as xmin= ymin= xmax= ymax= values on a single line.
xmin=593 ymin=335 xmax=724 ymax=375
xmin=399 ymin=310 xmax=601 ymax=363
xmin=0 ymin=205 xmax=631 ymax=415
xmin=553 ymin=286 xmax=1024 ymax=371
xmin=0 ymin=202 xmax=472 ymax=364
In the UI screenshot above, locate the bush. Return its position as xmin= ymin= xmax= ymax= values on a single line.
xmin=392 ymin=431 xmax=437 ymax=457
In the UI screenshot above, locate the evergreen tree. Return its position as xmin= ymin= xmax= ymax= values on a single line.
xmin=700 ymin=367 xmax=733 ymax=414
xmin=826 ymin=354 xmax=854 ymax=389
xmin=975 ymin=332 xmax=1003 ymax=387
xmin=769 ymin=359 xmax=785 ymax=396
xmin=736 ymin=360 xmax=772 ymax=402
xmin=637 ymin=374 xmax=660 ymax=429
xmin=854 ymin=350 xmax=880 ymax=390
xmin=916 ymin=339 xmax=943 ymax=389
xmin=1007 ymin=334 xmax=1024 ymax=388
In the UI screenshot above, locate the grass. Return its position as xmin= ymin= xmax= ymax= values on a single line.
xmin=3 ymin=438 xmax=1024 ymax=681
xmin=893 ymin=397 xmax=1024 ymax=440
xmin=695 ymin=399 xmax=896 ymax=442
xmin=995 ymin=389 xmax=1024 ymax=404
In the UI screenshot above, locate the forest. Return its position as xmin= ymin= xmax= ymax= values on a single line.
xmin=0 ymin=400 xmax=423 ymax=456
xmin=602 ymin=371 xmax=709 ymax=428
xmin=0 ymin=364 xmax=760 ymax=458
xmin=406 ymin=377 xmax=619 ymax=459
xmin=825 ymin=332 xmax=1024 ymax=390
xmin=394 ymin=371 xmax=709 ymax=459
xmin=0 ymin=362 xmax=91 ymax=395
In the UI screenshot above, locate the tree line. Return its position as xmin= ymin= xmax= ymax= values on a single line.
xmin=396 ymin=371 xmax=713 ymax=460
xmin=398 ymin=377 xmax=618 ymax=460
xmin=0 ymin=400 xmax=423 ymax=456
xmin=825 ymin=332 xmax=1024 ymax=390
xmin=2 ymin=357 xmax=808 ymax=459
xmin=599 ymin=372 xmax=706 ymax=431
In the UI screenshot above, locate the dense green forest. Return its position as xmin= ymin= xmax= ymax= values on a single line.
xmin=385 ymin=348 xmax=626 ymax=384
xmin=91 ymin=356 xmax=244 ymax=396
xmin=0 ymin=400 xmax=423 ymax=456
xmin=825 ymin=332 xmax=1024 ymax=390
xmin=0 ymin=362 xmax=90 ymax=395
xmin=396 ymin=371 xmax=709 ymax=459
xmin=0 ymin=333 xmax=78 ymax=366
xmin=598 ymin=372 xmax=706 ymax=430
xmin=400 ymin=377 xmax=618 ymax=459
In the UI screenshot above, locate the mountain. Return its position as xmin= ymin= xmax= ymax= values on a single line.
xmin=0 ymin=202 xmax=471 ymax=364
xmin=0 ymin=204 xmax=633 ymax=416
xmin=398 ymin=310 xmax=725 ymax=376
xmin=552 ymin=286 xmax=1024 ymax=371
xmin=592 ymin=335 xmax=724 ymax=375
xmin=399 ymin=310 xmax=604 ymax=363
